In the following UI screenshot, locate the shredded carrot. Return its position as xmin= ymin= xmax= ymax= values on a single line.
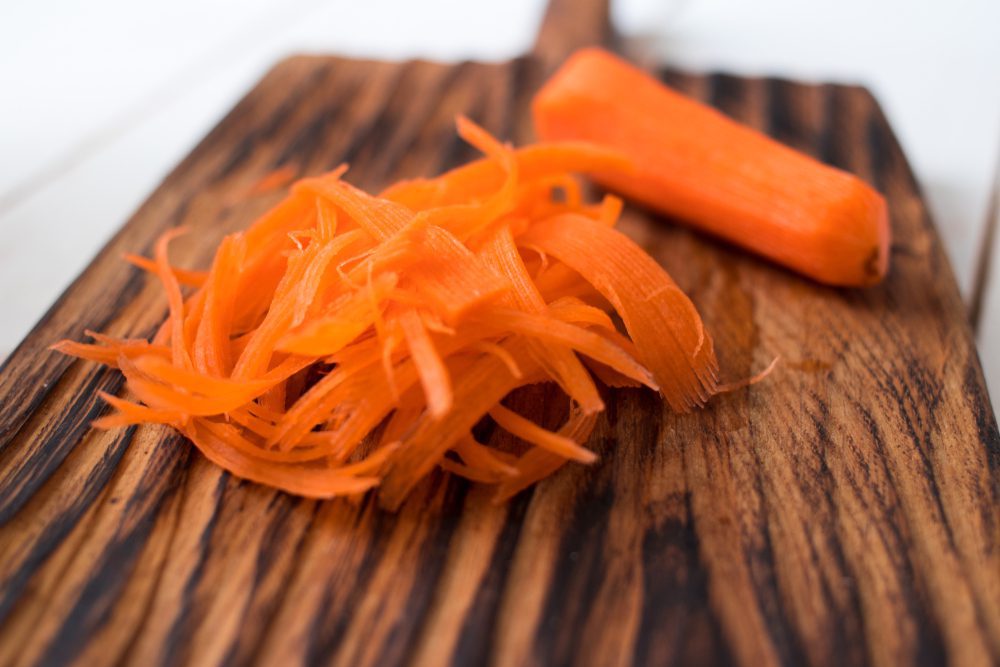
xmin=247 ymin=164 xmax=299 ymax=196
xmin=532 ymin=48 xmax=890 ymax=287
xmin=124 ymin=253 xmax=208 ymax=287
xmin=53 ymin=112 xmax=752 ymax=508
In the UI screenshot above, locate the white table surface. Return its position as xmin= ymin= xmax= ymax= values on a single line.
xmin=2 ymin=0 xmax=998 ymax=412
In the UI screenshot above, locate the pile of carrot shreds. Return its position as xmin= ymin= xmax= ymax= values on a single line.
xmin=54 ymin=116 xmax=720 ymax=509
xmin=55 ymin=49 xmax=888 ymax=509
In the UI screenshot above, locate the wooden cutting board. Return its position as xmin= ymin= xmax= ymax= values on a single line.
xmin=0 ymin=2 xmax=997 ymax=665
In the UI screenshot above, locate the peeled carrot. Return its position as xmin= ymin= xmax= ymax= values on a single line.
xmin=52 ymin=114 xmax=732 ymax=508
xmin=532 ymin=48 xmax=890 ymax=287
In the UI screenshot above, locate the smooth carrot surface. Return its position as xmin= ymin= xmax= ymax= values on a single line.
xmin=53 ymin=116 xmax=725 ymax=508
xmin=532 ymin=48 xmax=890 ymax=287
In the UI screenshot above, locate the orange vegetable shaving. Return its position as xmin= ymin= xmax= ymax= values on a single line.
xmin=54 ymin=116 xmax=729 ymax=508
xmin=247 ymin=164 xmax=298 ymax=196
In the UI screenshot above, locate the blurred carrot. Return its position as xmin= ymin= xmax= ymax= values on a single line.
xmin=248 ymin=164 xmax=298 ymax=196
xmin=532 ymin=48 xmax=890 ymax=287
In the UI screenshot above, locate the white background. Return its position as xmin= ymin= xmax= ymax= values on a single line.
xmin=2 ymin=0 xmax=998 ymax=411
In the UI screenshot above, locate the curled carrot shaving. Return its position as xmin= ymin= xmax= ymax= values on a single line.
xmin=489 ymin=404 xmax=596 ymax=463
xmin=247 ymin=164 xmax=298 ymax=196
xmin=54 ymin=115 xmax=759 ymax=508
xmin=399 ymin=309 xmax=452 ymax=419
xmin=124 ymin=253 xmax=208 ymax=287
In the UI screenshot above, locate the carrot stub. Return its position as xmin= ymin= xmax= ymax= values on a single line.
xmin=532 ymin=47 xmax=890 ymax=287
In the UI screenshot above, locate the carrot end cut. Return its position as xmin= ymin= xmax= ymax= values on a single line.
xmin=532 ymin=47 xmax=891 ymax=287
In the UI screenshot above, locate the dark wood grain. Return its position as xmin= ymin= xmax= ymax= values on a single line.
xmin=969 ymin=160 xmax=999 ymax=330
xmin=532 ymin=0 xmax=615 ymax=70
xmin=1 ymin=3 xmax=998 ymax=666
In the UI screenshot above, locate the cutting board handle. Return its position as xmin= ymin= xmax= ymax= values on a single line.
xmin=532 ymin=0 xmax=614 ymax=71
